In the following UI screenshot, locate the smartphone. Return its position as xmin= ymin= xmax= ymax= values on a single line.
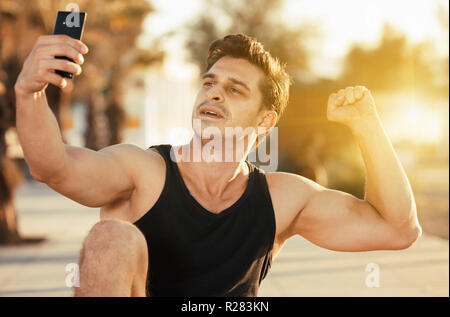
xmin=52 ymin=11 xmax=86 ymax=79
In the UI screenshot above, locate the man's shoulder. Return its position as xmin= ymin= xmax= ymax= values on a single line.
xmin=100 ymin=143 xmax=162 ymax=157
xmin=264 ymin=171 xmax=321 ymax=241
xmin=266 ymin=171 xmax=321 ymax=192
xmin=265 ymin=171 xmax=324 ymax=209
xmin=99 ymin=143 xmax=166 ymax=174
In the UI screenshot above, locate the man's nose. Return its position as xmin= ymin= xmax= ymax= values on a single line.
xmin=206 ymin=85 xmax=224 ymax=102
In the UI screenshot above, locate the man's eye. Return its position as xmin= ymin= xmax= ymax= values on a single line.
xmin=230 ymin=87 xmax=241 ymax=94
xmin=203 ymin=82 xmax=213 ymax=87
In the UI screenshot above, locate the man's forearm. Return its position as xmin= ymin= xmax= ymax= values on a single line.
xmin=15 ymin=89 xmax=69 ymax=181
xmin=351 ymin=115 xmax=420 ymax=231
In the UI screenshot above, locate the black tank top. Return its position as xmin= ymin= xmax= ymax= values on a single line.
xmin=133 ymin=144 xmax=276 ymax=297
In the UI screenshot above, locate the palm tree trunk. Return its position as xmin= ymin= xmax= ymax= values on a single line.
xmin=0 ymin=156 xmax=23 ymax=245
xmin=85 ymin=92 xmax=112 ymax=150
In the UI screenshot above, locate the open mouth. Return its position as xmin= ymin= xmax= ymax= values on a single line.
xmin=199 ymin=109 xmax=225 ymax=119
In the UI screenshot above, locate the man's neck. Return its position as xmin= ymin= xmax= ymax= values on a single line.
xmin=172 ymin=138 xmax=251 ymax=198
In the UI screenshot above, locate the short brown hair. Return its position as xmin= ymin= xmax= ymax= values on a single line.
xmin=206 ymin=34 xmax=292 ymax=123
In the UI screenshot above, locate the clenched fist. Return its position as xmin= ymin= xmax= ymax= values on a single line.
xmin=14 ymin=35 xmax=88 ymax=96
xmin=327 ymin=86 xmax=378 ymax=128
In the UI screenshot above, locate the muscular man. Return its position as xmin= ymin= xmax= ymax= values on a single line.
xmin=14 ymin=33 xmax=421 ymax=297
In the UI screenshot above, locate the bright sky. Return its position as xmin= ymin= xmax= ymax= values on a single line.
xmin=141 ymin=0 xmax=449 ymax=79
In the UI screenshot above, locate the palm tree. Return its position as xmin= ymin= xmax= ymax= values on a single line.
xmin=0 ymin=0 xmax=57 ymax=244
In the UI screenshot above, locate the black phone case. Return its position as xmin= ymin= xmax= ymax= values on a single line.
xmin=52 ymin=11 xmax=86 ymax=79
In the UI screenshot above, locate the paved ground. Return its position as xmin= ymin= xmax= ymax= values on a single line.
xmin=0 ymin=180 xmax=448 ymax=297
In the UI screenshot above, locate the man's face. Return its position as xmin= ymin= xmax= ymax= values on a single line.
xmin=191 ymin=56 xmax=269 ymax=142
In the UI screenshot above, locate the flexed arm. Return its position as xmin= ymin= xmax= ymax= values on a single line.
xmin=327 ymin=86 xmax=420 ymax=231
xmin=276 ymin=86 xmax=421 ymax=252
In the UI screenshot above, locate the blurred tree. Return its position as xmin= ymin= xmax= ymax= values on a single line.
xmin=69 ymin=0 xmax=164 ymax=149
xmin=183 ymin=0 xmax=317 ymax=73
xmin=279 ymin=78 xmax=366 ymax=196
xmin=0 ymin=0 xmax=162 ymax=245
xmin=436 ymin=4 xmax=449 ymax=97
xmin=0 ymin=0 xmax=54 ymax=244
xmin=341 ymin=24 xmax=442 ymax=97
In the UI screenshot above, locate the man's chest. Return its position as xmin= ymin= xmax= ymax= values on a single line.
xmin=104 ymin=170 xmax=305 ymax=251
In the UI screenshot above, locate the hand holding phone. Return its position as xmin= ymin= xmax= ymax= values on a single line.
xmin=53 ymin=11 xmax=86 ymax=79
xmin=14 ymin=14 xmax=88 ymax=95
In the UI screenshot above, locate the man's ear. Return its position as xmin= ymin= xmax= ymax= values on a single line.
xmin=257 ymin=110 xmax=278 ymax=136
xmin=251 ymin=110 xmax=277 ymax=153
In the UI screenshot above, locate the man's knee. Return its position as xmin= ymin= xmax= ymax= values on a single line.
xmin=76 ymin=219 xmax=148 ymax=296
xmin=80 ymin=219 xmax=148 ymax=266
